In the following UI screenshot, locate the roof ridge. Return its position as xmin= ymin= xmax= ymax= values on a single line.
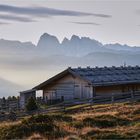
xmin=71 ymin=65 xmax=140 ymax=69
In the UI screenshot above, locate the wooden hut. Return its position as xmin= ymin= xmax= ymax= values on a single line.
xmin=33 ymin=66 xmax=140 ymax=103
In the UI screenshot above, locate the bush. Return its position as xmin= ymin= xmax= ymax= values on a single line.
xmin=70 ymin=121 xmax=84 ymax=129
xmin=50 ymin=114 xmax=73 ymax=122
xmin=83 ymin=117 xmax=117 ymax=128
xmin=22 ymin=114 xmax=53 ymax=124
xmin=83 ymin=129 xmax=128 ymax=139
xmin=0 ymin=115 xmax=55 ymax=139
xmin=0 ymin=114 xmax=71 ymax=139
xmin=0 ymin=123 xmax=49 ymax=139
xmin=25 ymin=97 xmax=38 ymax=111
xmin=83 ymin=115 xmax=130 ymax=128
xmin=133 ymin=108 xmax=140 ymax=115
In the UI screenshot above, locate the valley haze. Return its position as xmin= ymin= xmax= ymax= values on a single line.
xmin=0 ymin=33 xmax=140 ymax=97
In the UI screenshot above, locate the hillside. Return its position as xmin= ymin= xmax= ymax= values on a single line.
xmin=0 ymin=101 xmax=140 ymax=139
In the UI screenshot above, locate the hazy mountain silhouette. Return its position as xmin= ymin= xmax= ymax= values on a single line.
xmin=105 ymin=43 xmax=140 ymax=53
xmin=37 ymin=33 xmax=60 ymax=55
xmin=0 ymin=33 xmax=140 ymax=56
xmin=60 ymin=35 xmax=108 ymax=56
xmin=36 ymin=33 xmax=140 ymax=55
xmin=0 ymin=78 xmax=23 ymax=97
xmin=0 ymin=39 xmax=35 ymax=53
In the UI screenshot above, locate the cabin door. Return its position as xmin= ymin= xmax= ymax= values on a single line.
xmin=74 ymin=84 xmax=81 ymax=99
xmin=82 ymin=86 xmax=91 ymax=98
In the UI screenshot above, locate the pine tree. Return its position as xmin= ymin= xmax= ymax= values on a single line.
xmin=25 ymin=97 xmax=38 ymax=111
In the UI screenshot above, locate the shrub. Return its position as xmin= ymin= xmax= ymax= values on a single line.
xmin=25 ymin=97 xmax=38 ymax=112
xmin=83 ymin=117 xmax=117 ymax=128
xmin=22 ymin=114 xmax=53 ymax=124
xmin=0 ymin=115 xmax=56 ymax=139
xmin=83 ymin=115 xmax=130 ymax=128
xmin=132 ymin=114 xmax=140 ymax=122
xmin=50 ymin=114 xmax=73 ymax=122
xmin=70 ymin=121 xmax=84 ymax=129
xmin=136 ymin=99 xmax=140 ymax=103
xmin=0 ymin=122 xmax=56 ymax=139
xmin=83 ymin=129 xmax=127 ymax=139
xmin=133 ymin=108 xmax=140 ymax=115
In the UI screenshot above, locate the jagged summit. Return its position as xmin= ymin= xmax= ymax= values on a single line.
xmin=39 ymin=33 xmax=58 ymax=40
xmin=61 ymin=37 xmax=69 ymax=44
xmin=70 ymin=35 xmax=80 ymax=41
xmin=37 ymin=33 xmax=60 ymax=48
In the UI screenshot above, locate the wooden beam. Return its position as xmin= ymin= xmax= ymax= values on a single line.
xmin=93 ymin=86 xmax=96 ymax=97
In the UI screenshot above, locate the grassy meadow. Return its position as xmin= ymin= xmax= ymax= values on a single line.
xmin=0 ymin=101 xmax=140 ymax=140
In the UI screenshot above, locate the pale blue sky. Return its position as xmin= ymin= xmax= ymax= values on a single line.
xmin=0 ymin=0 xmax=140 ymax=46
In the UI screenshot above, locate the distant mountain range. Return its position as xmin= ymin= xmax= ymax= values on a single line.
xmin=37 ymin=33 xmax=140 ymax=56
xmin=0 ymin=33 xmax=140 ymax=56
xmin=0 ymin=33 xmax=140 ymax=97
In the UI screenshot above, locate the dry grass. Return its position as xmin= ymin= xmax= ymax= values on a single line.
xmin=0 ymin=101 xmax=140 ymax=139
xmin=27 ymin=133 xmax=46 ymax=140
xmin=71 ymin=102 xmax=140 ymax=120
xmin=0 ymin=120 xmax=21 ymax=127
xmin=72 ymin=111 xmax=118 ymax=121
xmin=62 ymin=101 xmax=140 ymax=139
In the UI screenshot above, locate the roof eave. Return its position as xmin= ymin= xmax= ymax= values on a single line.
xmin=33 ymin=68 xmax=92 ymax=90
xmin=32 ymin=68 xmax=71 ymax=90
xmin=93 ymin=81 xmax=140 ymax=87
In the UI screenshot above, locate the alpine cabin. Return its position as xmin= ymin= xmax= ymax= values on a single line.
xmin=33 ymin=66 xmax=140 ymax=103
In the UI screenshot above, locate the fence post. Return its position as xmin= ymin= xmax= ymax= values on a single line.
xmin=111 ymin=93 xmax=114 ymax=103
xmin=90 ymin=98 xmax=93 ymax=109
xmin=63 ymin=103 xmax=65 ymax=113
xmin=131 ymin=91 xmax=134 ymax=99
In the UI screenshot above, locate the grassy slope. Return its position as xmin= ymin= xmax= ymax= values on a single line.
xmin=0 ymin=101 xmax=140 ymax=140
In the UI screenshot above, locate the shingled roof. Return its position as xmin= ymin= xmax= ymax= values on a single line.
xmin=33 ymin=66 xmax=140 ymax=89
xmin=71 ymin=66 xmax=140 ymax=86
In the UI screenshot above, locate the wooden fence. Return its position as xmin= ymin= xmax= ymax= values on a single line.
xmin=0 ymin=91 xmax=140 ymax=121
xmin=0 ymin=99 xmax=19 ymax=112
xmin=17 ymin=91 xmax=140 ymax=117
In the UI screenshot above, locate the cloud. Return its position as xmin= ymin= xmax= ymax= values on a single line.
xmin=0 ymin=4 xmax=111 ymax=18
xmin=71 ymin=21 xmax=100 ymax=26
xmin=0 ymin=14 xmax=35 ymax=22
xmin=0 ymin=21 xmax=9 ymax=25
xmin=136 ymin=9 xmax=140 ymax=14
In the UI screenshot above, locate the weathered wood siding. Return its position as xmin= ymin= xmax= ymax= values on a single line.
xmin=43 ymin=74 xmax=93 ymax=101
xmin=43 ymin=74 xmax=140 ymax=101
xmin=96 ymin=85 xmax=122 ymax=96
xmin=95 ymin=84 xmax=140 ymax=96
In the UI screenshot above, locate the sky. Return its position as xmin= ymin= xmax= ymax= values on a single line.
xmin=0 ymin=0 xmax=140 ymax=46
